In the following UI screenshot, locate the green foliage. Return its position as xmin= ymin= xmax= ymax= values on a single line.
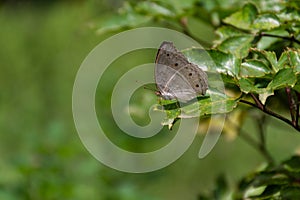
xmin=157 ymin=89 xmax=237 ymax=126
xmin=214 ymin=3 xmax=300 ymax=96
xmin=223 ymin=3 xmax=258 ymax=31
xmin=198 ymin=174 xmax=230 ymax=200
xmin=235 ymin=156 xmax=300 ymax=199
xmin=95 ymin=1 xmax=300 ymax=198
xmin=2 ymin=0 xmax=300 ymax=199
xmin=113 ymin=1 xmax=300 ymax=130
xmin=96 ymin=0 xmax=244 ymax=43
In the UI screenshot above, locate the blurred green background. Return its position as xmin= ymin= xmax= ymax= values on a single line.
xmin=1 ymin=0 xmax=300 ymax=199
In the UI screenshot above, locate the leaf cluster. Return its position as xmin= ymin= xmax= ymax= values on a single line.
xmin=97 ymin=0 xmax=300 ymax=130
xmin=197 ymin=156 xmax=300 ymax=199
xmin=235 ymin=156 xmax=300 ymax=199
xmin=96 ymin=1 xmax=300 ymax=130
xmin=158 ymin=2 xmax=300 ymax=129
xmin=95 ymin=1 xmax=300 ymax=197
xmin=96 ymin=0 xmax=243 ymax=36
xmin=97 ymin=1 xmax=300 ymax=197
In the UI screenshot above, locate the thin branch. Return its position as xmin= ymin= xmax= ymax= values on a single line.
xmin=296 ymin=92 xmax=300 ymax=127
xmin=227 ymin=117 xmax=275 ymax=165
xmin=286 ymin=87 xmax=296 ymax=126
xmin=239 ymin=99 xmax=300 ymax=132
xmin=255 ymin=114 xmax=275 ymax=165
xmin=226 ymin=118 xmax=259 ymax=149
xmin=257 ymin=114 xmax=266 ymax=146
xmin=260 ymin=33 xmax=300 ymax=45
xmin=250 ymin=93 xmax=264 ymax=110
xmin=238 ymin=129 xmax=260 ymax=151
xmin=239 ymin=99 xmax=258 ymax=108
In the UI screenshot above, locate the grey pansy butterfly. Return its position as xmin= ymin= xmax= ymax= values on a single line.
xmin=155 ymin=41 xmax=208 ymax=102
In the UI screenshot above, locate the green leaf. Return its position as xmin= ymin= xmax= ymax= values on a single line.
xmin=135 ymin=1 xmax=175 ymax=17
xmin=251 ymin=48 xmax=287 ymax=72
xmin=235 ymin=155 xmax=300 ymax=198
xmin=152 ymin=0 xmax=197 ymax=15
xmin=213 ymin=175 xmax=229 ymax=199
xmin=282 ymin=156 xmax=300 ymax=172
xmin=255 ymin=185 xmax=282 ymax=198
xmin=182 ymin=48 xmax=213 ymax=70
xmin=240 ymin=59 xmax=272 ymax=78
xmin=251 ymin=0 xmax=286 ymax=12
xmin=238 ymin=78 xmax=255 ymax=93
xmin=155 ymin=100 xmax=180 ymax=129
xmin=252 ymin=172 xmax=289 ymax=187
xmin=161 ymin=109 xmax=180 ymax=129
xmin=180 ymin=89 xmax=238 ymax=118
xmin=259 ymin=90 xmax=274 ymax=105
xmin=156 ymin=90 xmax=238 ymax=128
xmin=281 ymin=187 xmax=300 ymax=199
xmin=158 ymin=89 xmax=238 ymax=118
xmin=183 ymin=49 xmax=241 ymax=77
xmin=257 ymin=30 xmax=290 ymax=50
xmin=215 ymin=26 xmax=248 ymax=43
xmin=223 ymin=3 xmax=258 ymax=30
xmin=243 ymin=186 xmax=267 ymax=198
xmin=220 ymin=73 xmax=238 ymax=85
xmin=206 ymin=72 xmax=234 ymax=90
xmin=288 ymin=49 xmax=300 ymax=73
xmin=262 ymin=51 xmax=279 ymax=72
xmin=267 ymin=68 xmax=297 ymax=90
xmin=208 ymin=50 xmax=241 ymax=77
xmin=96 ymin=13 xmax=151 ymax=34
xmin=238 ymin=78 xmax=271 ymax=94
xmin=294 ymin=75 xmax=300 ymax=93
xmin=252 ymin=14 xmax=280 ymax=30
xmin=277 ymin=51 xmax=289 ymax=70
xmin=217 ymin=35 xmax=254 ymax=58
xmin=278 ymin=7 xmax=300 ymax=22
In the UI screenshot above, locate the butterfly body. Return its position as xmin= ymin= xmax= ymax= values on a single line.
xmin=155 ymin=41 xmax=208 ymax=102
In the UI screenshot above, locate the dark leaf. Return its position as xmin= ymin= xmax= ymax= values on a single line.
xmin=281 ymin=186 xmax=300 ymax=199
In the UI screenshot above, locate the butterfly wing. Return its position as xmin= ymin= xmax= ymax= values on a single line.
xmin=155 ymin=41 xmax=189 ymax=68
xmin=155 ymin=41 xmax=208 ymax=102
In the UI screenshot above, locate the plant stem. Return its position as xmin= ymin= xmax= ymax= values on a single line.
xmin=227 ymin=117 xmax=275 ymax=165
xmin=296 ymin=92 xmax=300 ymax=127
xmin=258 ymin=140 xmax=275 ymax=165
xmin=239 ymin=99 xmax=300 ymax=132
xmin=286 ymin=87 xmax=297 ymax=126
xmin=260 ymin=32 xmax=300 ymax=45
xmin=257 ymin=114 xmax=266 ymax=145
xmin=250 ymin=93 xmax=264 ymax=110
xmin=255 ymin=114 xmax=275 ymax=165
